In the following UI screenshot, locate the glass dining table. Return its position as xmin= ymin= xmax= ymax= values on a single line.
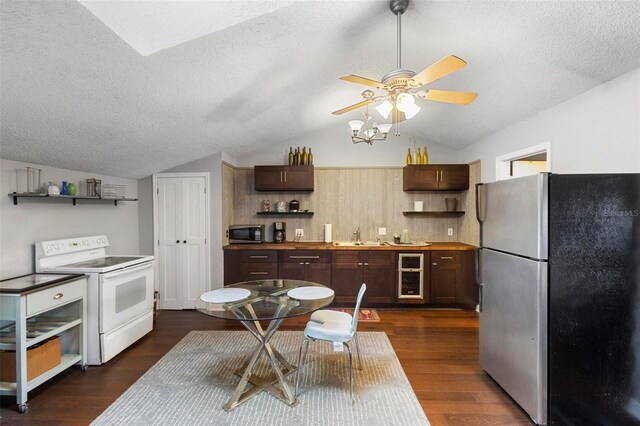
xmin=194 ymin=279 xmax=334 ymax=411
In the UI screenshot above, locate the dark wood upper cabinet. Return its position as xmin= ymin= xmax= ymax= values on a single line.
xmin=254 ymin=165 xmax=314 ymax=191
xmin=403 ymin=164 xmax=469 ymax=191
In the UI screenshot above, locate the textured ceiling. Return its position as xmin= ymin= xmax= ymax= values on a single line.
xmin=1 ymin=0 xmax=639 ymax=178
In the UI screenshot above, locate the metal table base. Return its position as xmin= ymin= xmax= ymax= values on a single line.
xmin=224 ymin=302 xmax=299 ymax=411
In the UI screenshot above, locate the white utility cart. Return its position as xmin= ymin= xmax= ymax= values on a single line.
xmin=0 ymin=273 xmax=87 ymax=413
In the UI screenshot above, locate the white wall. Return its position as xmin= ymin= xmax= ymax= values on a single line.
xmin=139 ymin=151 xmax=237 ymax=291
xmin=236 ymin=126 xmax=460 ymax=167
xmin=0 ymin=159 xmax=139 ymax=279
xmin=460 ymin=67 xmax=640 ymax=182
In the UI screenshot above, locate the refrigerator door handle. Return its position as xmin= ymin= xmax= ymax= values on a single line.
xmin=475 ymin=183 xmax=484 ymax=223
xmin=476 ymin=249 xmax=483 ymax=311
xmin=478 ymin=283 xmax=483 ymax=312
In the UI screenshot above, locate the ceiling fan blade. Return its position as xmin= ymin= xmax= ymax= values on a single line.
xmin=339 ymin=75 xmax=386 ymax=89
xmin=391 ymin=109 xmax=406 ymax=124
xmin=331 ymin=99 xmax=373 ymax=115
xmin=410 ymin=55 xmax=467 ymax=87
xmin=424 ymin=90 xmax=478 ymax=105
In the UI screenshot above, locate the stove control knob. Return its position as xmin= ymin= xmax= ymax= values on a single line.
xmin=54 ymin=243 xmax=60 ymax=250
xmin=82 ymin=240 xmax=89 ymax=246
xmin=47 ymin=244 xmax=54 ymax=253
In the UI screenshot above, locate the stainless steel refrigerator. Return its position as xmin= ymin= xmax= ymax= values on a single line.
xmin=477 ymin=173 xmax=640 ymax=425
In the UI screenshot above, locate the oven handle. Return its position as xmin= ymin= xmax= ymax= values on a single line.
xmin=101 ymin=261 xmax=153 ymax=280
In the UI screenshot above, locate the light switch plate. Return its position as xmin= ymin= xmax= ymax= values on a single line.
xmin=378 ymin=227 xmax=387 ymax=236
xmin=447 ymin=228 xmax=454 ymax=236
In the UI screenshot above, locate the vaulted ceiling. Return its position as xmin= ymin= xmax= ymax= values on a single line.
xmin=1 ymin=0 xmax=639 ymax=178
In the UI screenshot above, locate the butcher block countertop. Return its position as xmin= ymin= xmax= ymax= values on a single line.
xmin=223 ymin=242 xmax=477 ymax=251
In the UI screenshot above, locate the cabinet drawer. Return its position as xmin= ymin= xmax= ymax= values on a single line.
xmin=27 ymin=278 xmax=85 ymax=316
xmin=332 ymin=251 xmax=361 ymax=264
xmin=431 ymin=251 xmax=460 ymax=264
xmin=367 ymin=251 xmax=395 ymax=265
xmin=240 ymin=251 xmax=278 ymax=263
xmin=279 ymin=251 xmax=330 ymax=263
xmin=239 ymin=263 xmax=278 ymax=280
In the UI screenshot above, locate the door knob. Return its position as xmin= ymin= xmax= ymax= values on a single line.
xmin=183 ymin=240 xmax=187 ymax=243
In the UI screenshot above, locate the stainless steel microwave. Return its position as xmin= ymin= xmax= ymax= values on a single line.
xmin=229 ymin=225 xmax=264 ymax=243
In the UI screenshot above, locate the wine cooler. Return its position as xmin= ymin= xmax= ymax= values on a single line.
xmin=398 ymin=253 xmax=424 ymax=299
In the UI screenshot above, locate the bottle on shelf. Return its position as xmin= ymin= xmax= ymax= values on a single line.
xmin=288 ymin=147 xmax=294 ymax=165
xmin=294 ymin=148 xmax=299 ymax=165
xmin=308 ymin=148 xmax=313 ymax=165
xmin=406 ymin=148 xmax=413 ymax=165
xmin=423 ymin=146 xmax=429 ymax=164
xmin=416 ymin=148 xmax=422 ymax=165
xmin=301 ymin=147 xmax=308 ymax=165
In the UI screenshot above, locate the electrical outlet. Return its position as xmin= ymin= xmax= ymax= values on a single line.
xmin=447 ymin=228 xmax=454 ymax=236
xmin=378 ymin=227 xmax=387 ymax=236
xmin=295 ymin=228 xmax=304 ymax=237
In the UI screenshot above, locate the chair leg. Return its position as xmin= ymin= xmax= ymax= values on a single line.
xmin=354 ymin=332 xmax=363 ymax=370
xmin=295 ymin=339 xmax=309 ymax=397
xmin=343 ymin=342 xmax=354 ymax=405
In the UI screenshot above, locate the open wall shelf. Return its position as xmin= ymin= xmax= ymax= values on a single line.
xmin=9 ymin=193 xmax=137 ymax=206
xmin=256 ymin=211 xmax=314 ymax=217
xmin=403 ymin=211 xmax=465 ymax=217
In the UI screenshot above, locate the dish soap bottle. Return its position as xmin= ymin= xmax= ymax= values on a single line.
xmin=423 ymin=146 xmax=429 ymax=164
xmin=406 ymin=148 xmax=413 ymax=165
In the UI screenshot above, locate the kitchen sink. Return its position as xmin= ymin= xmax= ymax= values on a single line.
xmin=332 ymin=241 xmax=388 ymax=247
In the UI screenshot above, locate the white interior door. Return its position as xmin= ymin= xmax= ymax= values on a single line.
xmin=157 ymin=177 xmax=183 ymax=310
xmin=181 ymin=177 xmax=208 ymax=308
xmin=155 ymin=174 xmax=210 ymax=310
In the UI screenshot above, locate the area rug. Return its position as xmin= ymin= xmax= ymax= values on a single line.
xmin=335 ymin=308 xmax=381 ymax=322
xmin=91 ymin=331 xmax=428 ymax=426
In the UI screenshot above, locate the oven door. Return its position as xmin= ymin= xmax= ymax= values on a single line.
xmin=99 ymin=261 xmax=154 ymax=333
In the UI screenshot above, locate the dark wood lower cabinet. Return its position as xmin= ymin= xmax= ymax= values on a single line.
xmin=430 ymin=250 xmax=478 ymax=306
xmin=278 ymin=251 xmax=331 ymax=287
xmin=224 ymin=250 xmax=278 ymax=284
xmin=331 ymin=251 xmax=395 ymax=305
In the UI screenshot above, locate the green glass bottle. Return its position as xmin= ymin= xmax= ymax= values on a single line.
xmin=288 ymin=147 xmax=294 ymax=165
xmin=406 ymin=148 xmax=413 ymax=165
xmin=308 ymin=148 xmax=313 ymax=165
xmin=301 ymin=147 xmax=308 ymax=165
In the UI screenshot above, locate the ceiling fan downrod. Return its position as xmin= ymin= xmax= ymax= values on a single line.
xmin=390 ymin=0 xmax=409 ymax=70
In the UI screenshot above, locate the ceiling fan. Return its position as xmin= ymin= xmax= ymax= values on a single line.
xmin=332 ymin=0 xmax=477 ymax=124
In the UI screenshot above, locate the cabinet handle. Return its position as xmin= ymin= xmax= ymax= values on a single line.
xmin=439 ymin=256 xmax=453 ymax=260
xmin=305 ymin=262 xmax=310 ymax=265
xmin=432 ymin=262 xmax=437 ymax=266
xmin=249 ymin=272 xmax=268 ymax=275
xmin=300 ymin=262 xmax=304 ymax=265
xmin=284 ymin=171 xmax=287 ymax=182
xmin=280 ymin=171 xmax=283 ymax=182
xmin=250 ymin=255 xmax=268 ymax=259
xmin=364 ymin=262 xmax=369 ymax=266
xmin=358 ymin=262 xmax=363 ymax=266
xmin=290 ymin=256 xmax=320 ymax=259
xmin=53 ymin=293 xmax=63 ymax=300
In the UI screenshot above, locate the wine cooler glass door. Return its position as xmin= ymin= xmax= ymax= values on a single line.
xmin=398 ymin=253 xmax=424 ymax=299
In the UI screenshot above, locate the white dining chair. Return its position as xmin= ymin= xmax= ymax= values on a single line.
xmin=309 ymin=303 xmax=364 ymax=370
xmin=295 ymin=283 xmax=366 ymax=404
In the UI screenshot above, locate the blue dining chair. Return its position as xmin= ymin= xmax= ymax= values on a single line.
xmin=295 ymin=283 xmax=366 ymax=404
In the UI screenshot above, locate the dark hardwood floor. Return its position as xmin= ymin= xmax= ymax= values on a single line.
xmin=1 ymin=309 xmax=532 ymax=425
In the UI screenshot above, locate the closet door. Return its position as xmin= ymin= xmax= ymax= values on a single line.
xmin=181 ymin=177 xmax=208 ymax=308
xmin=157 ymin=177 xmax=183 ymax=310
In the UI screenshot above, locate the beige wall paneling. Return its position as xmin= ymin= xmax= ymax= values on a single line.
xmin=458 ymin=161 xmax=481 ymax=246
xmin=222 ymin=163 xmax=235 ymax=245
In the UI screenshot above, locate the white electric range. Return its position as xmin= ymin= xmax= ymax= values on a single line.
xmin=36 ymin=235 xmax=154 ymax=365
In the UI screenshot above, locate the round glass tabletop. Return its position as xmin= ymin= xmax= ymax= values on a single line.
xmin=194 ymin=279 xmax=334 ymax=321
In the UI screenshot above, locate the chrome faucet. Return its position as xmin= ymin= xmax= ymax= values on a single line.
xmin=353 ymin=227 xmax=361 ymax=243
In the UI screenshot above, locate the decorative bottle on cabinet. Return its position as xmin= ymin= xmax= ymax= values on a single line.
xmin=416 ymin=148 xmax=422 ymax=165
xmin=294 ymin=148 xmax=300 ymax=165
xmin=301 ymin=147 xmax=308 ymax=165
xmin=308 ymin=148 xmax=313 ymax=165
xmin=288 ymin=147 xmax=294 ymax=165
xmin=406 ymin=148 xmax=413 ymax=165
xmin=423 ymin=147 xmax=429 ymax=164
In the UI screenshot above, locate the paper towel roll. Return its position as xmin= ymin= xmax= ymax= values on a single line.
xmin=324 ymin=224 xmax=332 ymax=243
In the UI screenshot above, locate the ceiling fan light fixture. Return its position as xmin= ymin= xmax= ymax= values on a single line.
xmin=403 ymin=102 xmax=421 ymax=119
xmin=395 ymin=92 xmax=415 ymax=112
xmin=376 ymin=100 xmax=394 ymax=119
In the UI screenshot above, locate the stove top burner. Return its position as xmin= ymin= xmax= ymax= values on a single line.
xmin=63 ymin=256 xmax=145 ymax=269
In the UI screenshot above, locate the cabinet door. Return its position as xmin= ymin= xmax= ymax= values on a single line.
xmin=438 ymin=165 xmax=469 ymax=190
xmin=431 ymin=251 xmax=460 ymax=304
xmin=283 ymin=166 xmax=314 ymax=191
xmin=239 ymin=263 xmax=278 ymax=281
xmin=403 ymin=165 xmax=439 ymax=191
xmin=305 ymin=262 xmax=332 ymax=287
xmin=224 ymin=251 xmax=242 ymax=285
xmin=278 ymin=261 xmax=306 ymax=281
xmin=254 ymin=166 xmax=284 ymax=191
xmin=331 ymin=251 xmax=363 ymax=304
xmin=364 ymin=251 xmax=395 ymax=304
